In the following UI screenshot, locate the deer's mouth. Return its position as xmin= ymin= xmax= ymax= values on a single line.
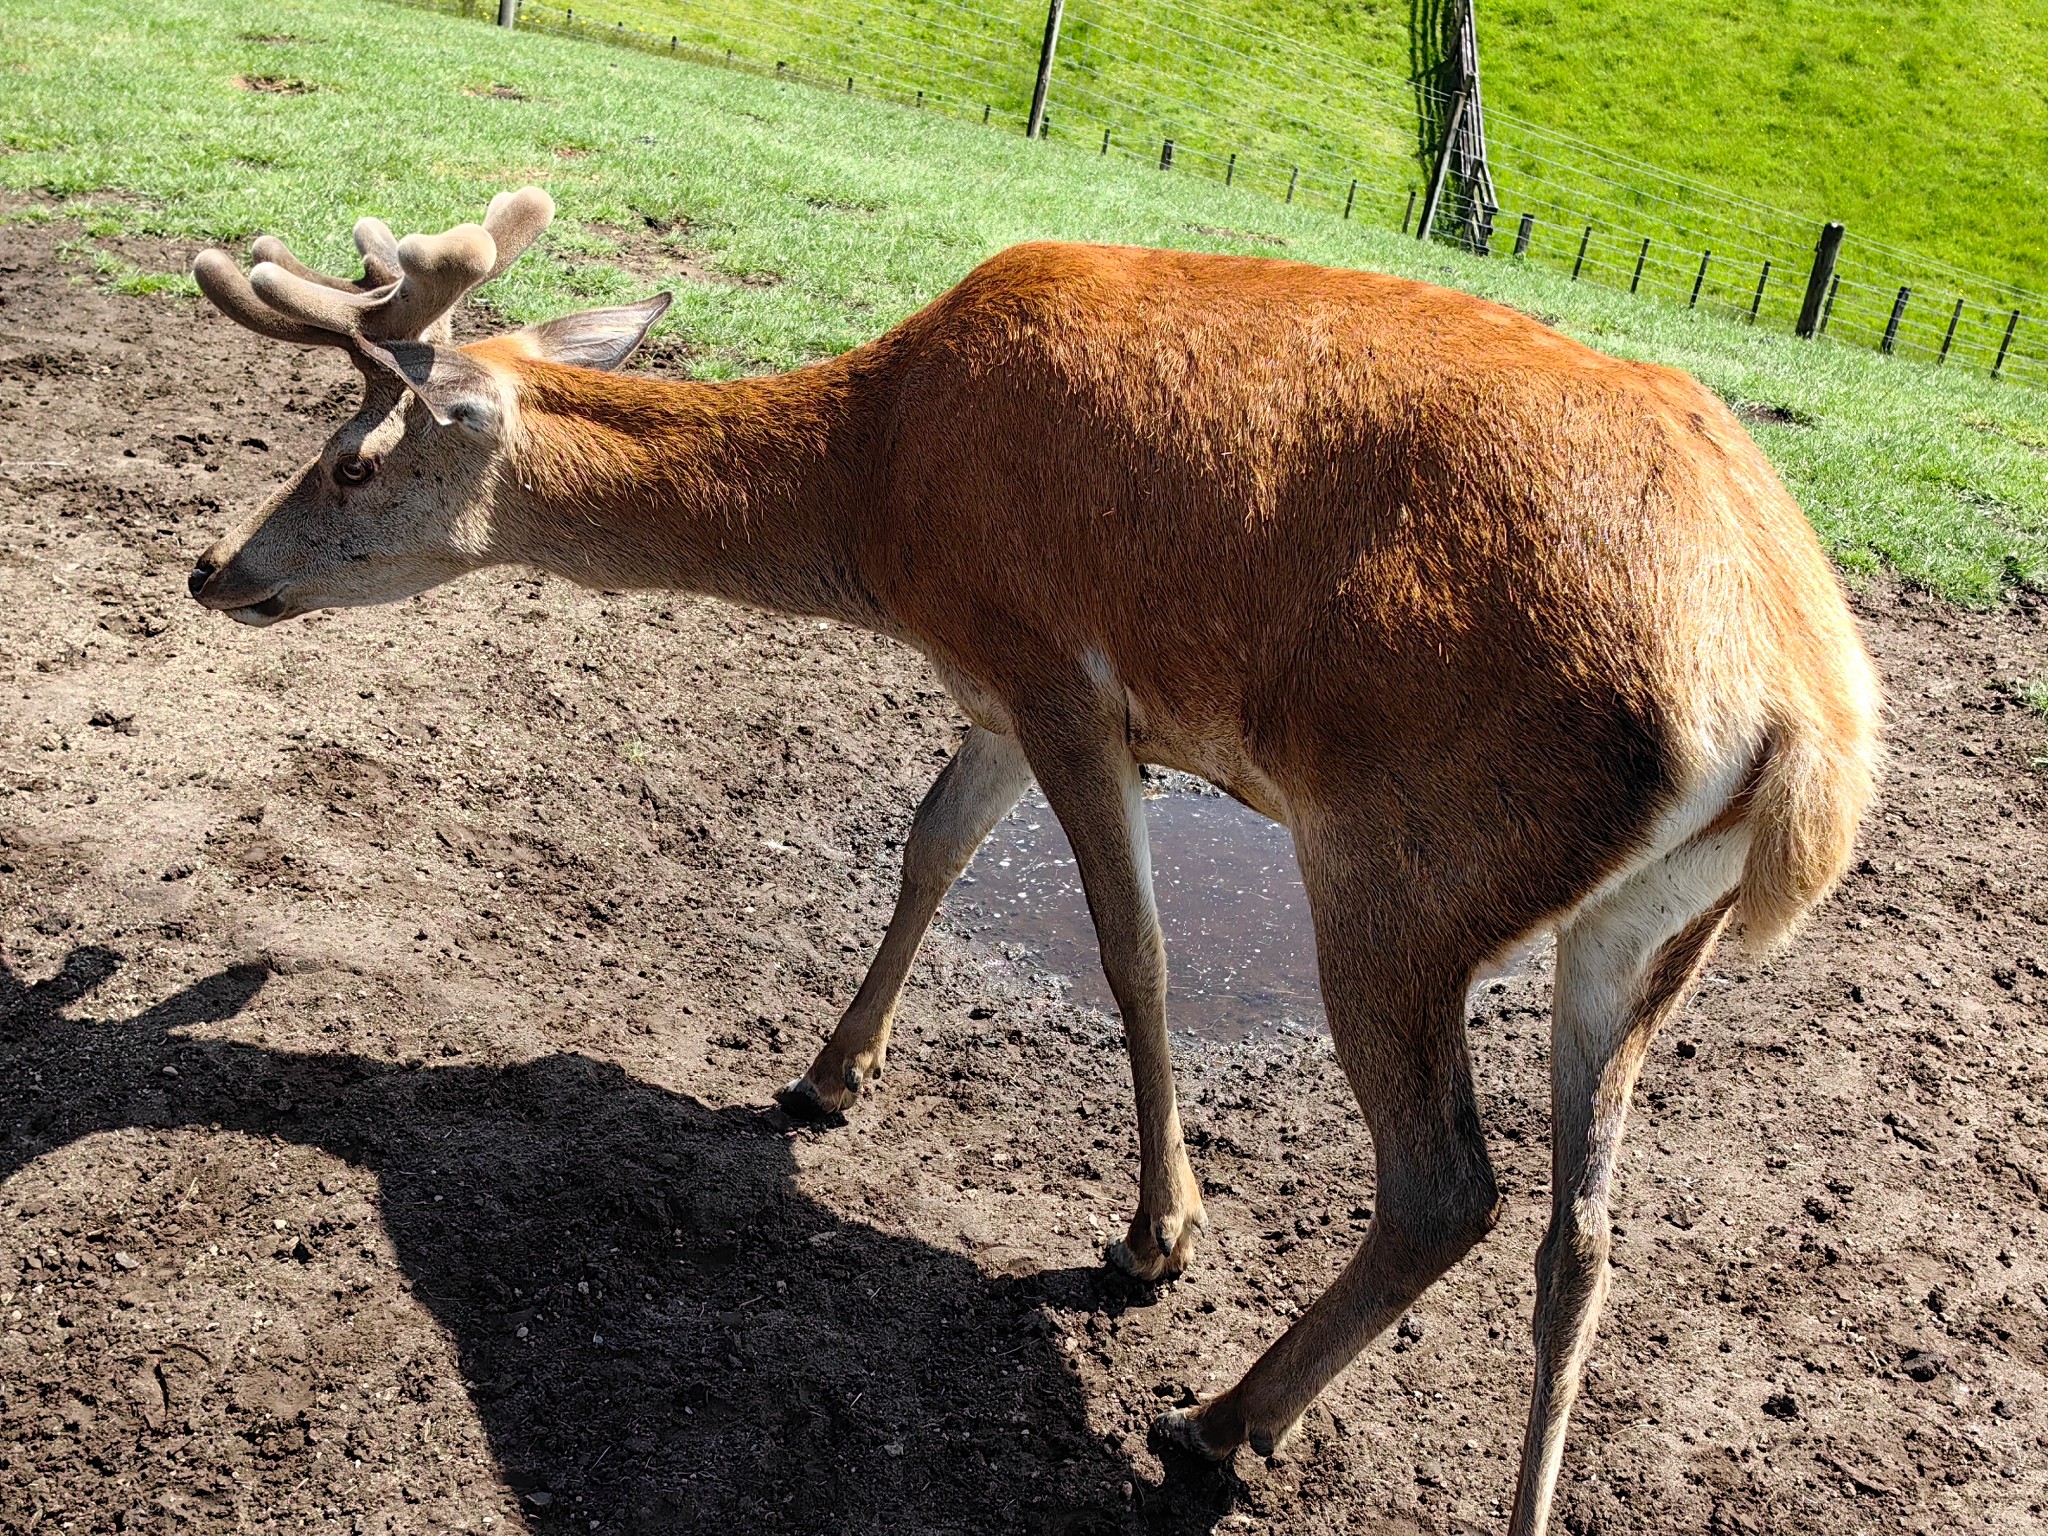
xmin=224 ymin=592 xmax=300 ymax=627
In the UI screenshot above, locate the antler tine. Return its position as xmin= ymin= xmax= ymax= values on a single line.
xmin=200 ymin=191 xmax=545 ymax=353
xmin=353 ymin=218 xmax=403 ymax=288
xmin=192 ymin=248 xmax=350 ymax=349
xmin=247 ymin=223 xmax=494 ymax=344
xmin=482 ymin=187 xmax=555 ymax=281
xmin=375 ymin=224 xmax=496 ymax=339
xmin=249 ymin=234 xmax=368 ymax=295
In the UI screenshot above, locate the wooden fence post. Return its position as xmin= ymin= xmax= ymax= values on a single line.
xmin=1630 ymin=236 xmax=1650 ymax=294
xmin=1286 ymin=166 xmax=1299 ymax=203
xmin=1994 ymin=310 xmax=2021 ymax=377
xmin=1939 ymin=298 xmax=1964 ymax=363
xmin=1881 ymin=286 xmax=1910 ymax=354
xmin=1026 ymin=0 xmax=1064 ymax=140
xmin=1159 ymin=139 xmax=1174 ymax=171
xmin=1416 ymin=86 xmax=1469 ymax=243
xmin=1795 ymin=222 xmax=1845 ymax=338
xmin=1226 ymin=153 xmax=1236 ymax=186
xmin=1513 ymin=212 xmax=1533 ymax=256
xmin=1571 ymin=224 xmax=1591 ymax=280
xmin=498 ymin=0 xmax=518 ymax=27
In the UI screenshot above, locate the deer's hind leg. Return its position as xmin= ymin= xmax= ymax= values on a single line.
xmin=778 ymin=724 xmax=1033 ymax=1118
xmin=1012 ymin=691 xmax=1205 ymax=1282
xmin=1157 ymin=831 xmax=1501 ymax=1459
xmin=1506 ymin=828 xmax=1744 ymax=1536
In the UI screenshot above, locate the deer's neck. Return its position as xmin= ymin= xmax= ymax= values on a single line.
xmin=491 ymin=351 xmax=893 ymax=627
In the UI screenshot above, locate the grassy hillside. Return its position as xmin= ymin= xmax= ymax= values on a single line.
xmin=550 ymin=0 xmax=2048 ymax=301
xmin=0 ymin=0 xmax=2044 ymax=606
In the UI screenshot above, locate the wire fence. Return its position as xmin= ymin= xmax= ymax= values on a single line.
xmin=421 ymin=0 xmax=2047 ymax=387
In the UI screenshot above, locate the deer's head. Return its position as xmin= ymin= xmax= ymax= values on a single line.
xmin=186 ymin=189 xmax=669 ymax=625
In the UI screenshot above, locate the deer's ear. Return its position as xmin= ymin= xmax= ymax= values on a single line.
xmin=518 ymin=293 xmax=672 ymax=371
xmin=357 ymin=341 xmax=505 ymax=437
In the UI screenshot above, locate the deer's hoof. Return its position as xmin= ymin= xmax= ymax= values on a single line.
xmin=1105 ymin=1234 xmax=1186 ymax=1283
xmin=773 ymin=1074 xmax=852 ymax=1121
xmin=1149 ymin=1407 xmax=1235 ymax=1463
xmin=1105 ymin=1200 xmax=1206 ymax=1282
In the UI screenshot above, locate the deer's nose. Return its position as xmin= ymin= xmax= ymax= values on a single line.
xmin=187 ymin=557 xmax=216 ymax=599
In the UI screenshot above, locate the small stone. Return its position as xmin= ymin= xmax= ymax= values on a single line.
xmin=883 ymin=1440 xmax=905 ymax=1457
xmin=524 ymin=1491 xmax=552 ymax=1507
xmin=159 ymin=1066 xmax=178 ymax=1078
xmin=1900 ymin=1348 xmax=1946 ymax=1383
xmin=112 ymin=1251 xmax=139 ymax=1272
xmin=1397 ymin=1312 xmax=1425 ymax=1343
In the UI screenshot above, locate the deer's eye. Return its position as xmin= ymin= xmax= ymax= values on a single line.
xmin=334 ymin=456 xmax=375 ymax=487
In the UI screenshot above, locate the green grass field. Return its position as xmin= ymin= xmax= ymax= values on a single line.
xmin=546 ymin=0 xmax=2048 ymax=303
xmin=1 ymin=0 xmax=2044 ymax=607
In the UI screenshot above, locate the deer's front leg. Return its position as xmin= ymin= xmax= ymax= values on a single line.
xmin=1019 ymin=707 xmax=1205 ymax=1282
xmin=777 ymin=725 xmax=1032 ymax=1118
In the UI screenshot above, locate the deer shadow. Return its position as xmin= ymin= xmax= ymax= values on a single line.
xmin=0 ymin=944 xmax=1238 ymax=1535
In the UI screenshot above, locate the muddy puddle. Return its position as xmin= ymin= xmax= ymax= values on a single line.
xmin=947 ymin=785 xmax=1313 ymax=1041
xmin=948 ymin=784 xmax=1549 ymax=1042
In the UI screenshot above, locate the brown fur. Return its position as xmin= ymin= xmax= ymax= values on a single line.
xmin=192 ymin=233 xmax=1881 ymax=1535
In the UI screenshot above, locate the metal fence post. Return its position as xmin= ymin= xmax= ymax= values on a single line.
xmin=1939 ymin=297 xmax=1963 ymax=363
xmin=1025 ymin=0 xmax=1063 ymax=140
xmin=1344 ymin=180 xmax=1356 ymax=219
xmin=1159 ymin=138 xmax=1174 ymax=171
xmin=1630 ymin=236 xmax=1650 ymax=294
xmin=1571 ymin=224 xmax=1591 ymax=280
xmin=1749 ymin=260 xmax=1772 ymax=323
xmin=1286 ymin=166 xmax=1299 ymax=203
xmin=1401 ymin=189 xmax=1416 ymax=233
xmin=1690 ymin=250 xmax=1710 ymax=308
xmin=497 ymin=0 xmax=518 ymax=26
xmin=1994 ymin=310 xmax=2021 ymax=377
xmin=1881 ymin=286 xmax=1910 ymax=354
xmin=1416 ymin=85 xmax=1469 ymax=243
xmin=1795 ymin=222 xmax=1845 ymax=338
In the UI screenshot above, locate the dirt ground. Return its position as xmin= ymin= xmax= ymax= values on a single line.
xmin=1 ymin=211 xmax=2045 ymax=1536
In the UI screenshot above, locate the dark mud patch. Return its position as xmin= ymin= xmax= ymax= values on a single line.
xmin=232 ymin=74 xmax=318 ymax=95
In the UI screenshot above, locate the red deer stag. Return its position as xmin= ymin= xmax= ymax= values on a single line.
xmin=186 ymin=189 xmax=1879 ymax=1533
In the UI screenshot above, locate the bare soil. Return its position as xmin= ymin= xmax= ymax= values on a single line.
xmin=2 ymin=214 xmax=2045 ymax=1536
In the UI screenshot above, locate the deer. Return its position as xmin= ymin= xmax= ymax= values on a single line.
xmin=183 ymin=188 xmax=1879 ymax=1534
